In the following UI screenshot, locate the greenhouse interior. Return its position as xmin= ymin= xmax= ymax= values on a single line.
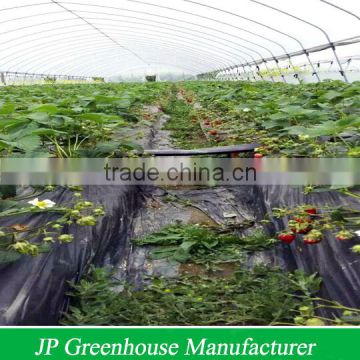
xmin=0 ymin=0 xmax=360 ymax=326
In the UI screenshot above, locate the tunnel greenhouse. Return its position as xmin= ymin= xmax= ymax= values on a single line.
xmin=0 ymin=0 xmax=360 ymax=327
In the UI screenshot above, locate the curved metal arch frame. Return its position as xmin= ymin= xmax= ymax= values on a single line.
xmin=21 ymin=32 xmax=243 ymax=74
xmin=57 ymin=0 xmax=284 ymax=77
xmin=0 ymin=18 xmax=252 ymax=74
xmin=30 ymin=50 xmax=223 ymax=78
xmin=44 ymin=5 xmax=283 ymax=56
xmin=124 ymin=0 xmax=301 ymax=81
xmin=320 ymin=0 xmax=360 ymax=21
xmin=2 ymin=8 xmax=270 ymax=80
xmin=90 ymin=19 xmax=277 ymax=81
xmin=72 ymin=6 xmax=287 ymax=79
xmin=0 ymin=12 xmax=281 ymax=80
xmin=76 ymin=10 xmax=279 ymax=58
xmin=56 ymin=38 xmax=261 ymax=80
xmin=197 ymin=0 xmax=358 ymax=82
xmin=0 ymin=9 xmax=65 ymax=26
xmin=9 ymin=31 xmax=246 ymax=74
xmin=0 ymin=23 xmax=89 ymax=47
xmin=34 ymin=58 xmax=203 ymax=78
xmin=181 ymin=0 xmax=319 ymax=82
xmin=60 ymin=1 xmax=298 ymax=61
xmin=0 ymin=17 xmax=85 ymax=38
xmin=33 ymin=48 xmax=224 ymax=76
xmin=90 ymin=19 xmax=262 ymax=64
xmin=59 ymin=1 xmax=296 ymax=79
xmin=63 ymin=57 xmax=207 ymax=78
xmin=61 ymin=54 xmax=209 ymax=77
xmin=0 ymin=1 xmax=356 ymax=81
xmin=19 ymin=44 xmax=136 ymax=75
xmin=250 ymin=0 xmax=348 ymax=82
xmin=0 ymin=12 xmax=275 ymax=70
xmin=59 ymin=40 xmax=262 ymax=79
xmin=29 ymin=38 xmax=236 ymax=76
xmin=0 ymin=3 xmax=285 ymax=60
xmin=81 ymin=23 xmax=252 ymax=62
xmin=121 ymin=0 xmax=289 ymax=51
xmin=0 ymin=2 xmax=51 ymax=13
xmin=50 ymin=0 xmax=149 ymax=65
xmin=103 ymin=61 xmax=200 ymax=77
xmin=0 ymin=1 xmax=297 ymax=79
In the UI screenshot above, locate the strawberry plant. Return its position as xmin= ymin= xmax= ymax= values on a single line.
xmin=134 ymin=223 xmax=275 ymax=264
xmin=180 ymin=80 xmax=360 ymax=157
xmin=62 ymin=265 xmax=320 ymax=326
xmin=0 ymin=186 xmax=105 ymax=264
xmin=271 ymin=205 xmax=360 ymax=249
xmin=0 ymin=82 xmax=172 ymax=157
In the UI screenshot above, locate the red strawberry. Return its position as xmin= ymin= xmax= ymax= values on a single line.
xmin=278 ymin=232 xmax=296 ymax=244
xmin=305 ymin=207 xmax=317 ymax=215
xmin=254 ymin=153 xmax=263 ymax=158
xmin=298 ymin=226 xmax=312 ymax=234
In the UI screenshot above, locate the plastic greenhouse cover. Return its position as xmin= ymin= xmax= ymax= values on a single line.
xmin=0 ymin=0 xmax=359 ymax=78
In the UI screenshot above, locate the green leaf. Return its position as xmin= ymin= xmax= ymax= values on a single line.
xmin=119 ymin=141 xmax=143 ymax=152
xmin=5 ymin=123 xmax=39 ymax=140
xmin=0 ymin=139 xmax=16 ymax=150
xmin=284 ymin=126 xmax=308 ymax=135
xmin=30 ymin=104 xmax=59 ymax=114
xmin=304 ymin=121 xmax=338 ymax=137
xmin=94 ymin=95 xmax=121 ymax=104
xmin=38 ymin=243 xmax=52 ymax=253
xmin=27 ymin=112 xmax=50 ymax=123
xmin=0 ymin=118 xmax=30 ymax=133
xmin=0 ymin=199 xmax=20 ymax=212
xmin=179 ymin=240 xmax=197 ymax=252
xmin=149 ymin=246 xmax=179 ymax=260
xmin=16 ymin=135 xmax=41 ymax=152
xmin=78 ymin=113 xmax=111 ymax=122
xmin=0 ymin=102 xmax=15 ymax=114
xmin=0 ymin=250 xmax=22 ymax=264
xmin=322 ymin=90 xmax=343 ymax=101
xmin=31 ymin=128 xmax=66 ymax=136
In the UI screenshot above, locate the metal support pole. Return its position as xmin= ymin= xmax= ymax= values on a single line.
xmin=251 ymin=0 xmax=349 ymax=82
xmin=0 ymin=72 xmax=5 ymax=85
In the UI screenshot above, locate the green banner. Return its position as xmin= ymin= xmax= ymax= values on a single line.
xmin=0 ymin=327 xmax=358 ymax=359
